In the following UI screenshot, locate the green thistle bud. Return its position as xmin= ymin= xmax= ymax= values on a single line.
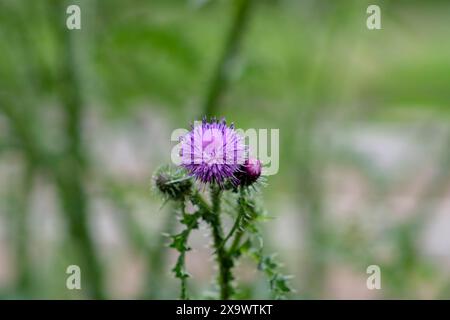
xmin=152 ymin=166 xmax=192 ymax=200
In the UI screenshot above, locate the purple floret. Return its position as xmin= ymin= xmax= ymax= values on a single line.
xmin=180 ymin=117 xmax=246 ymax=185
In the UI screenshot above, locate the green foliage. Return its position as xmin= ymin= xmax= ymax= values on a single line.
xmin=160 ymin=177 xmax=292 ymax=299
xmin=170 ymin=202 xmax=202 ymax=299
xmin=231 ymin=190 xmax=293 ymax=299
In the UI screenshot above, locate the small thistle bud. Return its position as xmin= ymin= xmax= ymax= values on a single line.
xmin=153 ymin=166 xmax=192 ymax=200
xmin=236 ymin=158 xmax=262 ymax=186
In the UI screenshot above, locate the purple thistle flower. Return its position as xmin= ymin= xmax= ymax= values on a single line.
xmin=236 ymin=157 xmax=262 ymax=186
xmin=180 ymin=117 xmax=246 ymax=185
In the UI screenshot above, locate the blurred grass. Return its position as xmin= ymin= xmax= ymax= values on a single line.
xmin=0 ymin=0 xmax=449 ymax=299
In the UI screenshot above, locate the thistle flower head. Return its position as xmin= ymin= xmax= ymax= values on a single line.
xmin=153 ymin=166 xmax=192 ymax=200
xmin=180 ymin=117 xmax=246 ymax=186
xmin=236 ymin=157 xmax=262 ymax=186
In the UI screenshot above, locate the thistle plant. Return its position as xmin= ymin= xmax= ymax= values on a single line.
xmin=153 ymin=117 xmax=292 ymax=299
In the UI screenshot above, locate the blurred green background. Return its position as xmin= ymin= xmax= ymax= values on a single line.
xmin=0 ymin=0 xmax=449 ymax=299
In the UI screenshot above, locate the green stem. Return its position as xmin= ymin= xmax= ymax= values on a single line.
xmin=172 ymin=200 xmax=202 ymax=300
xmin=207 ymin=186 xmax=233 ymax=299
xmin=178 ymin=201 xmax=188 ymax=300
xmin=202 ymin=0 xmax=253 ymax=117
xmin=15 ymin=162 xmax=34 ymax=297
xmin=191 ymin=189 xmax=237 ymax=299
xmin=191 ymin=191 xmax=212 ymax=214
xmin=52 ymin=2 xmax=104 ymax=299
xmin=214 ymin=189 xmax=244 ymax=257
xmin=229 ymin=227 xmax=244 ymax=257
xmin=220 ymin=213 xmax=242 ymax=252
xmin=228 ymin=188 xmax=247 ymax=255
